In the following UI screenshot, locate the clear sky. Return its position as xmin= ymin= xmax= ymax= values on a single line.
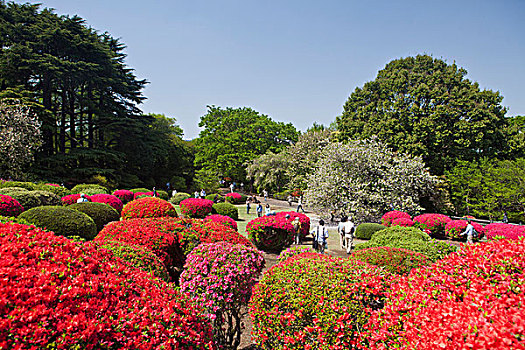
xmin=13 ymin=0 xmax=525 ymax=139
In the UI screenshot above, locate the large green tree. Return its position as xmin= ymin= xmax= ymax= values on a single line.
xmin=195 ymin=106 xmax=298 ymax=182
xmin=337 ymin=55 xmax=508 ymax=175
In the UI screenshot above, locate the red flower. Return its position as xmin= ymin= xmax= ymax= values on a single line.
xmin=121 ymin=197 xmax=177 ymax=219
xmin=180 ymin=198 xmax=214 ymax=218
xmin=381 ymin=211 xmax=411 ymax=227
xmin=204 ymin=214 xmax=238 ymax=230
xmin=61 ymin=193 xmax=91 ymax=206
xmin=89 ymin=193 xmax=124 ymax=212
xmin=0 ymin=194 xmax=24 ymax=217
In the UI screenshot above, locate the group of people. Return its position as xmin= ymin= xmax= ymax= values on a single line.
xmin=194 ymin=189 xmax=206 ymax=199
xmin=310 ymin=215 xmax=356 ymax=254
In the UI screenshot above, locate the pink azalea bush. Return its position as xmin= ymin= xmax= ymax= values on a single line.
xmin=180 ymin=242 xmax=265 ymax=350
xmin=133 ymin=191 xmax=153 ymax=200
xmin=246 ymin=215 xmax=295 ymax=253
xmin=445 ymin=220 xmax=485 ymax=240
xmin=276 ymin=211 xmax=310 ymax=238
xmin=224 ymin=192 xmax=242 ymax=204
xmin=112 ymin=189 xmax=134 ymax=203
xmin=0 ymin=194 xmax=24 ymax=217
xmin=484 ymin=223 xmax=525 ymax=240
xmin=413 ymin=213 xmax=452 ymax=237
xmin=382 ymin=211 xmax=411 ymax=227
xmin=391 ymin=217 xmax=414 ymax=227
xmin=204 ymin=214 xmax=238 ymax=231
xmin=89 ymin=194 xmax=124 ymax=213
xmin=180 ymin=198 xmax=214 ymax=218
xmin=61 ymin=193 xmax=91 ymax=206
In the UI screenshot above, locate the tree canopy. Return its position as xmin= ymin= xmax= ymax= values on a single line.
xmin=336 ymin=55 xmax=508 ymax=175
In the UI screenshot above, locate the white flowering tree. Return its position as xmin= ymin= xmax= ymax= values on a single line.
xmin=0 ymin=101 xmax=42 ymax=179
xmin=305 ymin=138 xmax=437 ymax=223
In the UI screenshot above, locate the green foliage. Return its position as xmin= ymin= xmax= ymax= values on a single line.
xmin=0 ymin=181 xmax=37 ymax=190
xmin=71 ymin=184 xmax=109 ymax=195
xmin=0 ymin=215 xmax=33 ymax=226
xmin=169 ymin=192 xmax=191 ymax=205
xmin=5 ymin=192 xmax=41 ymax=211
xmin=69 ymin=202 xmax=120 ymax=232
xmin=0 ymin=187 xmax=29 ymax=196
xmin=130 ymin=188 xmax=151 ymax=193
xmin=355 ymin=223 xmax=386 ymax=240
xmin=195 ymin=106 xmax=298 ymax=182
xmin=246 ymin=151 xmax=289 ymax=193
xmin=18 ymin=206 xmax=97 ymax=240
xmin=0 ymin=189 xmax=60 ymax=211
xmin=34 ymin=184 xmax=70 ymax=197
xmin=192 ymin=169 xmax=219 ymax=193
xmin=337 ymin=55 xmax=508 ymax=175
xmin=205 ymin=193 xmax=224 ymax=202
xmin=504 ymin=115 xmax=525 ymax=159
xmin=212 ymin=202 xmax=239 ymax=220
xmin=371 ymin=226 xmax=431 ymax=244
xmin=30 ymin=191 xmax=61 ymax=206
xmin=156 ymin=190 xmax=169 ymax=200
xmin=273 ymin=190 xmax=291 ymax=201
xmin=169 ymin=176 xmax=187 ymax=191
xmin=350 ymin=247 xmax=432 ymax=275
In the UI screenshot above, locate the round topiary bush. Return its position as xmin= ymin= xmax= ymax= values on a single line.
xmin=18 ymin=206 xmax=97 ymax=240
xmin=224 ymin=192 xmax=242 ymax=204
xmin=0 ymin=181 xmax=37 ymax=190
xmin=246 ymin=215 xmax=295 ymax=253
xmin=276 ymin=211 xmax=310 ymax=238
xmin=0 ymin=187 xmax=29 ymax=196
xmin=121 ymin=197 xmax=178 ymax=220
xmin=112 ymin=189 xmax=134 ymax=203
xmin=359 ymin=238 xmax=525 ymax=350
xmin=211 ymin=202 xmax=239 ymax=220
xmin=277 ymin=246 xmax=316 ymax=263
xmin=92 ymin=240 xmax=169 ymax=281
xmin=350 ymin=246 xmax=432 ymax=275
xmin=355 ymin=223 xmax=387 ymax=240
xmin=157 ymin=190 xmax=169 ymax=200
xmin=4 ymin=191 xmax=41 ymax=211
xmin=35 ymin=183 xmax=70 ymax=197
xmin=89 ymin=193 xmax=124 ymax=213
xmin=180 ymin=242 xmax=265 ymax=350
xmin=249 ymin=253 xmax=391 ymax=349
xmin=0 ymin=222 xmax=215 ymax=349
xmin=381 ymin=210 xmax=411 ymax=227
xmin=130 ymin=187 xmax=151 ymax=193
xmin=61 ymin=193 xmax=91 ymax=205
xmin=0 ymin=194 xmax=24 ymax=217
xmin=413 ymin=213 xmax=452 ymax=237
xmin=445 ymin=219 xmax=485 ymax=240
xmin=70 ymin=184 xmax=109 ymax=195
xmin=27 ymin=190 xmax=61 ymax=207
xmin=205 ymin=193 xmax=224 ymax=202
xmin=180 ymin=198 xmax=214 ymax=218
xmin=169 ymin=192 xmax=191 ymax=205
xmin=484 ymin=223 xmax=525 ymax=240
xmin=204 ymin=214 xmax=238 ymax=230
xmin=69 ymin=202 xmax=120 ymax=232
xmin=371 ymin=226 xmax=431 ymax=244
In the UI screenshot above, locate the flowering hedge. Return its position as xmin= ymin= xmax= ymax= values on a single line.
xmin=204 ymin=214 xmax=238 ymax=230
xmin=121 ymin=197 xmax=177 ymax=219
xmin=277 ymin=246 xmax=316 ymax=263
xmin=413 ymin=213 xmax=452 ymax=237
xmin=249 ymin=253 xmax=391 ymax=349
xmin=444 ymin=219 xmax=485 ymax=240
xmin=0 ymin=223 xmax=215 ymax=349
xmin=359 ymin=238 xmax=525 ymax=350
xmin=61 ymin=193 xmax=91 ymax=206
xmin=89 ymin=193 xmax=124 ymax=213
xmin=0 ymin=194 xmax=24 ymax=217
xmin=224 ymin=192 xmax=242 ymax=204
xmin=112 ymin=189 xmax=134 ymax=203
xmin=391 ymin=217 xmax=414 ymax=227
xmin=181 ymin=242 xmax=265 ymax=349
xmin=246 ymin=215 xmax=295 ymax=253
xmin=276 ymin=211 xmax=310 ymax=238
xmin=180 ymin=218 xmax=254 ymax=248
xmin=381 ymin=210 xmax=411 ymax=227
xmin=133 ymin=191 xmax=153 ymax=200
xmin=484 ymin=223 xmax=525 ymax=240
xmin=180 ymin=198 xmax=214 ymax=218
xmin=350 ymin=247 xmax=431 ymax=275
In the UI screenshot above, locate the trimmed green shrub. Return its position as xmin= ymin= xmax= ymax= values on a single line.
xmin=70 ymin=184 xmax=109 ymax=195
xmin=273 ymin=191 xmax=291 ymax=201
xmin=169 ymin=192 xmax=191 ymax=205
xmin=157 ymin=190 xmax=169 ymax=200
xmin=130 ymin=187 xmax=151 ymax=193
xmin=30 ymin=190 xmax=62 ymax=206
xmin=35 ymin=183 xmax=70 ymax=197
xmin=69 ymin=202 xmax=120 ymax=232
xmin=212 ymin=202 xmax=239 ymax=220
xmin=0 ymin=187 xmax=29 ymax=195
xmin=0 ymin=181 xmax=37 ymax=190
xmin=355 ymin=223 xmax=386 ymax=240
xmin=8 ymin=192 xmax=41 ymax=211
xmin=0 ymin=215 xmax=33 ymax=226
xmin=18 ymin=206 xmax=97 ymax=240
xmin=350 ymin=247 xmax=432 ymax=275
xmin=371 ymin=226 xmax=431 ymax=245
xmin=205 ymin=193 xmax=224 ymax=202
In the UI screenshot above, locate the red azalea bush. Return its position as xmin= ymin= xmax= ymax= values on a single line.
xmin=89 ymin=193 xmax=124 ymax=213
xmin=141 ymin=217 xmax=202 ymax=256
xmin=95 ymin=218 xmax=184 ymax=281
xmin=45 ymin=183 xmax=60 ymax=187
xmin=0 ymin=223 xmax=215 ymax=349
xmin=0 ymin=194 xmax=24 ymax=217
xmin=413 ymin=213 xmax=452 ymax=237
xmin=183 ymin=219 xmax=254 ymax=248
xmin=382 ymin=211 xmax=411 ymax=227
xmin=224 ymin=192 xmax=242 ymax=204
xmin=180 ymin=198 xmax=214 ymax=218
xmin=61 ymin=193 xmax=91 ymax=206
xmin=444 ymin=219 xmax=485 ymax=240
xmin=112 ymin=189 xmax=134 ymax=203
xmin=181 ymin=242 xmax=265 ymax=350
xmin=204 ymin=214 xmax=238 ymax=230
xmin=484 ymin=223 xmax=525 ymax=240
xmin=249 ymin=253 xmax=391 ymax=350
xmin=133 ymin=191 xmax=153 ymax=200
xmin=121 ymin=197 xmax=177 ymax=219
xmin=391 ymin=217 xmax=414 ymax=227
xmin=246 ymin=215 xmax=295 ymax=253
xmin=350 ymin=246 xmax=431 ymax=275
xmin=359 ymin=238 xmax=525 ymax=350
xmin=276 ymin=211 xmax=310 ymax=238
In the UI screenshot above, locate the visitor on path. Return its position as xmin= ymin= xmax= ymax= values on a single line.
xmin=194 ymin=191 xmax=199 ymax=198
xmin=287 ymin=195 xmax=293 ymax=206
xmin=229 ymin=183 xmax=235 ymax=193
xmin=296 ymin=197 xmax=305 ymax=213
xmin=338 ymin=216 xmax=347 ymax=249
xmin=200 ymin=189 xmax=206 ymax=199
xmin=214 ymin=194 xmax=220 ymax=203
xmin=503 ymin=212 xmax=509 ymax=224
xmin=461 ymin=220 xmax=475 ymax=244
xmin=343 ymin=217 xmax=355 ymax=254
xmin=172 ymin=189 xmax=177 ymax=197
xmin=264 ymin=203 xmax=275 ymax=216
xmin=166 ymin=182 xmax=171 ymax=192
xmin=312 ymin=219 xmax=329 ymax=254
xmin=246 ymin=198 xmax=251 ymax=214
xmin=152 ymin=187 xmax=157 ymax=197
xmin=293 ymin=217 xmax=302 ymax=244
xmin=77 ymin=194 xmax=89 ymax=203
xmin=256 ymin=203 xmax=263 ymax=217
xmin=263 ymin=189 xmax=268 ymax=201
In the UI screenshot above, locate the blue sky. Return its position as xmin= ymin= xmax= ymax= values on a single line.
xmin=14 ymin=0 xmax=525 ymax=139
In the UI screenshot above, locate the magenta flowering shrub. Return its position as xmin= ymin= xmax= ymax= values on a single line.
xmin=276 ymin=211 xmax=310 ymax=238
xmin=484 ymin=223 xmax=525 ymax=240
xmin=61 ymin=193 xmax=91 ymax=206
xmin=133 ymin=191 xmax=153 ymax=200
xmin=45 ymin=183 xmax=60 ymax=187
xmin=180 ymin=198 xmax=214 ymax=218
xmin=89 ymin=193 xmax=124 ymax=213
xmin=246 ymin=215 xmax=295 ymax=253
xmin=445 ymin=220 xmax=485 ymax=240
xmin=224 ymin=192 xmax=242 ymax=204
xmin=382 ymin=211 xmax=411 ymax=227
xmin=180 ymin=242 xmax=265 ymax=350
xmin=413 ymin=213 xmax=452 ymax=237
xmin=204 ymin=214 xmax=238 ymax=230
xmin=0 ymin=194 xmax=24 ymax=217
xmin=112 ymin=189 xmax=134 ymax=203
xmin=391 ymin=217 xmax=414 ymax=227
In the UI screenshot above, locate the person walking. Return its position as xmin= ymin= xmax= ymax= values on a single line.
xmin=503 ymin=212 xmax=509 ymax=224
xmin=312 ymin=219 xmax=329 ymax=254
xmin=76 ymin=193 xmax=89 ymax=203
xmin=296 ymin=197 xmax=305 ymax=213
xmin=293 ymin=217 xmax=302 ymax=244
xmin=152 ymin=187 xmax=157 ymax=197
xmin=200 ymin=189 xmax=206 ymax=199
xmin=263 ymin=189 xmax=268 ymax=201
xmin=256 ymin=203 xmax=263 ymax=217
xmin=287 ymin=195 xmax=293 ymax=206
xmin=337 ymin=216 xmax=347 ymax=249
xmin=343 ymin=217 xmax=355 ymax=254
xmin=461 ymin=220 xmax=475 ymax=244
xmin=194 ymin=191 xmax=199 ymax=198
xmin=246 ymin=198 xmax=251 ymax=214
xmin=229 ymin=183 xmax=235 ymax=193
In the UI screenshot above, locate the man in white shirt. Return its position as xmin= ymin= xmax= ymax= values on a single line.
xmin=343 ymin=217 xmax=355 ymax=254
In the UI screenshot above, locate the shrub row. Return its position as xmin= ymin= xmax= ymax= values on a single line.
xmin=246 ymin=215 xmax=295 ymax=253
